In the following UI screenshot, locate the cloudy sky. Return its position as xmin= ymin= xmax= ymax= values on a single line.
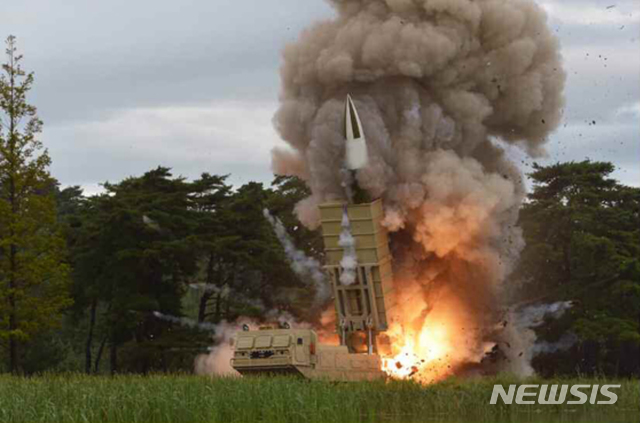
xmin=1 ymin=0 xmax=638 ymax=194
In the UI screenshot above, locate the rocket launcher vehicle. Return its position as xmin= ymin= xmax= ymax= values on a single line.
xmin=231 ymin=96 xmax=394 ymax=381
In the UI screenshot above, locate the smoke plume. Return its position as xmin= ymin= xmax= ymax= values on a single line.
xmin=500 ymin=301 xmax=574 ymax=375
xmin=272 ymin=0 xmax=565 ymax=377
xmin=263 ymin=209 xmax=331 ymax=306
xmin=194 ymin=320 xmax=243 ymax=376
xmin=338 ymin=208 xmax=358 ymax=285
xmin=153 ymin=311 xmax=218 ymax=332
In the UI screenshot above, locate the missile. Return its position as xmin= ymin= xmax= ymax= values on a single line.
xmin=343 ymin=94 xmax=370 ymax=204
xmin=344 ymin=94 xmax=369 ymax=170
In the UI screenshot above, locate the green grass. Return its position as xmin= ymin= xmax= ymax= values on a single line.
xmin=0 ymin=374 xmax=637 ymax=423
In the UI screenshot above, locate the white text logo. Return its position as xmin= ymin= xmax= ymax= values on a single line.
xmin=490 ymin=384 xmax=620 ymax=405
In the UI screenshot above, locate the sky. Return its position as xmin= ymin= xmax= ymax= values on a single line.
xmin=0 ymin=0 xmax=638 ymax=194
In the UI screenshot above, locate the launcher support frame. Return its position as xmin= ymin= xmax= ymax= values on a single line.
xmin=319 ymin=199 xmax=394 ymax=354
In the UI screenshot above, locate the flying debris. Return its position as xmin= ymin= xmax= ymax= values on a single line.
xmin=142 ymin=215 xmax=160 ymax=231
xmin=269 ymin=0 xmax=566 ymax=382
xmin=344 ymin=94 xmax=368 ymax=170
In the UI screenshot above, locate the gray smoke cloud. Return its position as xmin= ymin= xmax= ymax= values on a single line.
xmin=263 ymin=209 xmax=331 ymax=306
xmin=194 ymin=319 xmax=243 ymax=376
xmin=501 ymin=301 xmax=574 ymax=376
xmin=189 ymin=283 xmax=230 ymax=295
xmin=152 ymin=311 xmax=218 ymax=332
xmin=271 ymin=0 xmax=565 ymax=376
xmin=516 ymin=301 xmax=573 ymax=329
xmin=533 ymin=332 xmax=578 ymax=355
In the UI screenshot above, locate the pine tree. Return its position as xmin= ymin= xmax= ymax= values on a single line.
xmin=0 ymin=35 xmax=71 ymax=373
xmin=516 ymin=161 xmax=640 ymax=376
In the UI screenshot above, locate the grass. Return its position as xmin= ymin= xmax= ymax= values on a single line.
xmin=0 ymin=373 xmax=637 ymax=423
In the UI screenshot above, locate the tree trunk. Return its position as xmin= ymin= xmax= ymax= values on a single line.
xmin=637 ymin=312 xmax=640 ymax=377
xmin=197 ymin=252 xmax=216 ymax=323
xmin=198 ymin=291 xmax=213 ymax=323
xmin=562 ymin=211 xmax=573 ymax=282
xmin=8 ymin=244 xmax=19 ymax=374
xmin=8 ymin=306 xmax=18 ymax=374
xmin=85 ymin=299 xmax=98 ymax=374
xmin=109 ymin=339 xmax=118 ymax=375
xmin=7 ymin=39 xmax=19 ymax=375
xmin=214 ymin=292 xmax=222 ymax=323
xmin=94 ymin=335 xmax=108 ymax=374
xmin=563 ymin=242 xmax=572 ymax=282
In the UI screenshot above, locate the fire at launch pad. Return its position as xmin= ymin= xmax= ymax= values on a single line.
xmin=229 ymin=0 xmax=566 ymax=383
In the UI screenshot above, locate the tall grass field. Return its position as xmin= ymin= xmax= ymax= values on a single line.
xmin=0 ymin=374 xmax=637 ymax=423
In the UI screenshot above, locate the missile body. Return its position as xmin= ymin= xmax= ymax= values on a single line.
xmin=344 ymin=94 xmax=369 ymax=170
xmin=344 ymin=95 xmax=369 ymax=204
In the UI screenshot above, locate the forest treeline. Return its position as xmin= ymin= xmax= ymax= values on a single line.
xmin=0 ymin=38 xmax=638 ymax=376
xmin=32 ymin=171 xmax=321 ymax=375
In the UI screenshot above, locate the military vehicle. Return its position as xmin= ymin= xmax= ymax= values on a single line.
xmin=231 ymin=327 xmax=384 ymax=381
xmin=230 ymin=96 xmax=393 ymax=381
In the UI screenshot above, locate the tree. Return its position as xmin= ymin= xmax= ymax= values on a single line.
xmin=188 ymin=173 xmax=235 ymax=323
xmin=72 ymin=168 xmax=202 ymax=373
xmin=266 ymin=175 xmax=327 ymax=319
xmin=224 ymin=182 xmax=302 ymax=315
xmin=0 ymin=36 xmax=71 ymax=373
xmin=516 ymin=161 xmax=640 ymax=376
xmin=191 ymin=180 xmax=282 ymax=323
xmin=190 ymin=177 xmax=319 ymax=325
xmin=64 ymin=171 xmax=327 ymax=374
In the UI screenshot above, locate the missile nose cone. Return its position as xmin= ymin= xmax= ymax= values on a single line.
xmin=344 ymin=94 xmax=363 ymax=141
xmin=344 ymin=94 xmax=368 ymax=170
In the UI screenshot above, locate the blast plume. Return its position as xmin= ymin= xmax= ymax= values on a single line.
xmin=263 ymin=209 xmax=331 ymax=307
xmin=272 ymin=0 xmax=565 ymax=379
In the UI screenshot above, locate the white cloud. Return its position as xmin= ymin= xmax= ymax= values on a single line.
xmin=559 ymin=42 xmax=639 ymax=123
xmin=507 ymin=120 xmax=640 ymax=188
xmin=615 ymin=101 xmax=640 ymax=120
xmin=562 ymin=44 xmax=640 ymax=78
xmin=7 ymin=0 xmax=634 ymax=194
xmin=44 ymin=101 xmax=286 ymax=192
xmin=540 ymin=1 xmax=640 ymax=26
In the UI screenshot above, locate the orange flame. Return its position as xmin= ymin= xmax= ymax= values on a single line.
xmin=380 ymin=280 xmax=477 ymax=383
xmin=382 ymin=317 xmax=455 ymax=383
xmin=316 ymin=279 xmax=487 ymax=384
